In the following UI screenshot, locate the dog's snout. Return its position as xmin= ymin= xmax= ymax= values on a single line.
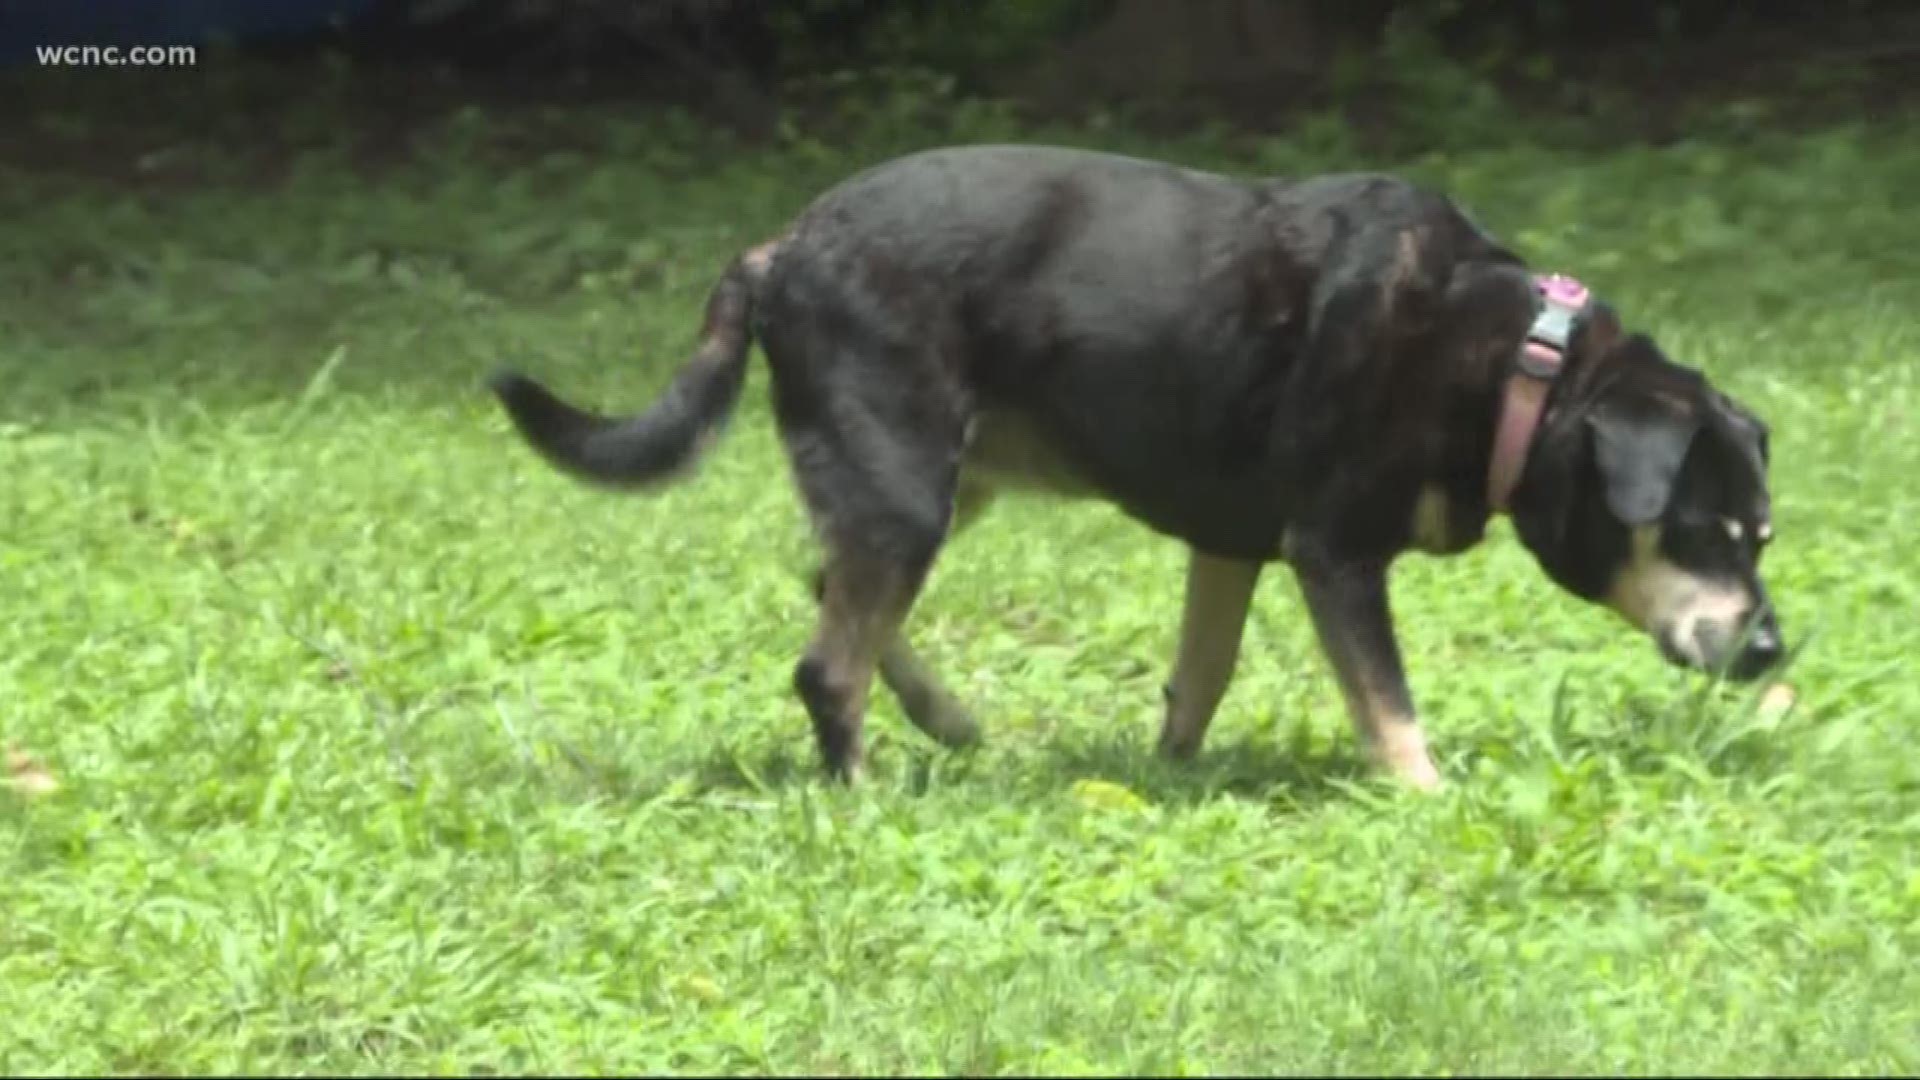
xmin=1713 ymin=608 xmax=1784 ymax=682
xmin=1730 ymin=616 xmax=1784 ymax=681
xmin=1665 ymin=604 xmax=1783 ymax=682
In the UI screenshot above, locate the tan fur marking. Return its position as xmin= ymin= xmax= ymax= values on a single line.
xmin=1377 ymin=228 xmax=1424 ymax=320
xmin=1394 ymin=229 xmax=1420 ymax=278
xmin=1294 ymin=568 xmax=1445 ymax=792
xmin=1321 ymin=671 xmax=1441 ymax=791
xmin=1409 ymin=484 xmax=1454 ymax=554
xmin=1158 ymin=551 xmax=1262 ymax=759
xmin=804 ymin=558 xmax=920 ymax=780
xmin=962 ymin=411 xmax=1096 ymax=497
xmin=741 ymin=240 xmax=779 ymax=276
xmin=1606 ymin=525 xmax=1754 ymax=665
xmin=1354 ymin=692 xmax=1442 ymax=791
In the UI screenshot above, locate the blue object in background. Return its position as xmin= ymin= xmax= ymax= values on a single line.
xmin=0 ymin=0 xmax=383 ymax=66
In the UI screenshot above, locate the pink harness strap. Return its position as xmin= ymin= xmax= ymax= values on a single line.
xmin=1487 ymin=274 xmax=1590 ymax=513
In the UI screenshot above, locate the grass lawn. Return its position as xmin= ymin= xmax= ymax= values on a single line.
xmin=3 ymin=85 xmax=1918 ymax=1073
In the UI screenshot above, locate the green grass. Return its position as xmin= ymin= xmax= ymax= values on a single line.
xmin=3 ymin=89 xmax=1919 ymax=1074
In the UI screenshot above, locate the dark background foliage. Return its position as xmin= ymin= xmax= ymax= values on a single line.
xmin=4 ymin=0 xmax=1915 ymax=146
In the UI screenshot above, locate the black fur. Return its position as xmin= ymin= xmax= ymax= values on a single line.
xmin=489 ymin=254 xmax=758 ymax=487
xmin=488 ymin=144 xmax=1784 ymax=780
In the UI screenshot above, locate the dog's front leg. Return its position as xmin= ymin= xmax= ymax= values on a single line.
xmin=1158 ymin=549 xmax=1262 ymax=759
xmin=1289 ymin=552 xmax=1443 ymax=790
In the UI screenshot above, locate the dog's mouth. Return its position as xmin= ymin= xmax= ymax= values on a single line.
xmin=1654 ymin=617 xmax=1783 ymax=683
xmin=1654 ymin=629 xmax=1697 ymax=671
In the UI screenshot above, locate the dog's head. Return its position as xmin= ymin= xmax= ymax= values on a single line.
xmin=1510 ymin=305 xmax=1783 ymax=682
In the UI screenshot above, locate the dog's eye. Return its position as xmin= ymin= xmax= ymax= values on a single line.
xmin=1718 ymin=516 xmax=1774 ymax=554
xmin=1714 ymin=515 xmax=1772 ymax=554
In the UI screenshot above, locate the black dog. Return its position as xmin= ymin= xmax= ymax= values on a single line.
xmin=490 ymin=144 xmax=1783 ymax=788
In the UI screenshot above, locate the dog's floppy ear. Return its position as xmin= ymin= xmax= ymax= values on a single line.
xmin=1587 ymin=397 xmax=1701 ymax=525
xmin=1711 ymin=389 xmax=1771 ymax=471
xmin=1571 ymin=301 xmax=1623 ymax=355
xmin=1556 ymin=301 xmax=1624 ymax=399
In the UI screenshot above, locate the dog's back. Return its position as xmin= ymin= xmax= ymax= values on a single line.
xmin=758 ymin=145 xmax=1513 ymax=558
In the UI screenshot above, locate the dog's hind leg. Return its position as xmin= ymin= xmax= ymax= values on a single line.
xmin=875 ymin=480 xmax=994 ymax=748
xmin=777 ymin=364 xmax=971 ymax=780
xmin=878 ymin=633 xmax=980 ymax=749
xmin=796 ymin=549 xmax=925 ymax=782
xmin=807 ymin=480 xmax=992 ymax=752
xmin=1158 ymin=549 xmax=1264 ymax=759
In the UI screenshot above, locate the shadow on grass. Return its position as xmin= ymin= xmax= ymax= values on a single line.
xmin=1021 ymin=732 xmax=1369 ymax=811
xmin=531 ymin=675 xmax=1796 ymax=813
xmin=621 ymin=727 xmax=1368 ymax=814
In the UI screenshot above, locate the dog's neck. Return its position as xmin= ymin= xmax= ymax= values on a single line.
xmin=1487 ymin=274 xmax=1589 ymax=513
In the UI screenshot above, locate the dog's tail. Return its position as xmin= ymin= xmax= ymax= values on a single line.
xmin=486 ymin=242 xmax=776 ymax=489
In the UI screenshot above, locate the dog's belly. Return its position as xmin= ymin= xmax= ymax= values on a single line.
xmin=960 ymin=407 xmax=1290 ymax=560
xmin=962 ymin=411 xmax=1100 ymax=498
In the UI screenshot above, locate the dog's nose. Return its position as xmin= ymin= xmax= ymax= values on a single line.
xmin=1728 ymin=620 xmax=1784 ymax=681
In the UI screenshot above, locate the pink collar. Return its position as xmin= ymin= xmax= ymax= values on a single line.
xmin=1487 ymin=274 xmax=1590 ymax=513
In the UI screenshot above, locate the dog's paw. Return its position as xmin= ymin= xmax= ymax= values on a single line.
xmin=900 ymin=692 xmax=983 ymax=749
xmin=925 ymin=710 xmax=983 ymax=750
xmin=1390 ymin=754 xmax=1444 ymax=792
xmin=1372 ymin=727 xmax=1445 ymax=792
